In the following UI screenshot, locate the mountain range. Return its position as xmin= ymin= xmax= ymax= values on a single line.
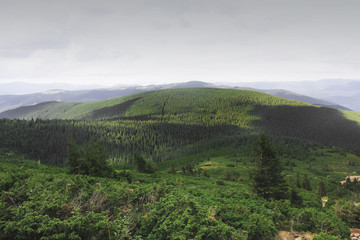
xmin=0 ymin=80 xmax=352 ymax=114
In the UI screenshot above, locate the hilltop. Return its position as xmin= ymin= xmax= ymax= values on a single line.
xmin=1 ymin=88 xmax=360 ymax=166
xmin=0 ymin=81 xmax=349 ymax=113
xmin=0 ymin=88 xmax=310 ymax=121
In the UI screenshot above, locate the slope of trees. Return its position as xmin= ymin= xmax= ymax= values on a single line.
xmin=1 ymin=88 xmax=360 ymax=168
xmin=0 ymin=118 xmax=245 ymax=165
xmin=255 ymin=105 xmax=360 ymax=152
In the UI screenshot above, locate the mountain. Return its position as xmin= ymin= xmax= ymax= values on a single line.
xmin=1 ymin=88 xmax=360 ymax=155
xmin=0 ymin=87 xmax=148 ymax=113
xmin=1 ymin=88 xmax=360 ymax=240
xmin=324 ymin=93 xmax=360 ymax=111
xmin=258 ymin=89 xmax=350 ymax=110
xmin=0 ymin=82 xmax=107 ymax=95
xmin=0 ymin=88 xmax=307 ymax=120
xmin=0 ymin=81 xmax=349 ymax=113
xmin=232 ymin=79 xmax=360 ymax=110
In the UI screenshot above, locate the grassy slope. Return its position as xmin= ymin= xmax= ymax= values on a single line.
xmin=342 ymin=110 xmax=360 ymax=125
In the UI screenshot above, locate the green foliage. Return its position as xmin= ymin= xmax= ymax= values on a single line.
xmin=1 ymin=145 xmax=359 ymax=240
xmin=2 ymin=88 xmax=360 ymax=239
xmin=246 ymin=213 xmax=277 ymax=240
xmin=335 ymin=200 xmax=360 ymax=227
xmin=66 ymin=138 xmax=114 ymax=177
xmin=313 ymin=232 xmax=342 ymax=240
xmin=252 ymin=134 xmax=288 ymax=200
xmin=133 ymin=153 xmax=157 ymax=173
xmin=138 ymin=193 xmax=243 ymax=239
xmin=293 ymin=208 xmax=349 ymax=238
xmin=318 ymin=181 xmax=327 ymax=196
xmin=2 ymin=88 xmax=360 ymax=167
xmin=302 ymin=174 xmax=312 ymax=191
xmin=290 ymin=187 xmax=303 ymax=206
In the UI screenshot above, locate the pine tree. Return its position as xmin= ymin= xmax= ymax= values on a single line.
xmin=66 ymin=139 xmax=81 ymax=174
xmin=133 ymin=153 xmax=147 ymax=173
xmin=290 ymin=187 xmax=303 ymax=206
xmin=66 ymin=138 xmax=113 ymax=177
xmin=133 ymin=153 xmax=156 ymax=173
xmin=318 ymin=181 xmax=327 ymax=196
xmin=252 ymin=134 xmax=288 ymax=200
xmin=296 ymin=172 xmax=301 ymax=188
xmin=302 ymin=174 xmax=312 ymax=191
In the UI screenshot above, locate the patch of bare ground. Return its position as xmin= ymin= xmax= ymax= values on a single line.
xmin=351 ymin=228 xmax=360 ymax=240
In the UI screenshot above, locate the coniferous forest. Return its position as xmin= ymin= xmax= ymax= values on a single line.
xmin=1 ymin=88 xmax=360 ymax=239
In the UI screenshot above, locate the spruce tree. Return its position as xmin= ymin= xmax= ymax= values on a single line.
xmin=296 ymin=172 xmax=301 ymax=188
xmin=302 ymin=174 xmax=312 ymax=191
xmin=252 ymin=134 xmax=288 ymax=200
xmin=290 ymin=187 xmax=303 ymax=206
xmin=66 ymin=138 xmax=113 ymax=177
xmin=318 ymin=181 xmax=327 ymax=196
xmin=133 ymin=153 xmax=147 ymax=173
xmin=66 ymin=139 xmax=81 ymax=174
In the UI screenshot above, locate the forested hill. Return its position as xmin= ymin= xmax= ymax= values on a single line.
xmin=0 ymin=81 xmax=349 ymax=113
xmin=1 ymin=88 xmax=360 ymax=165
xmin=0 ymin=88 xmax=310 ymax=121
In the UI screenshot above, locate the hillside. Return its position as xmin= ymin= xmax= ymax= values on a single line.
xmin=1 ymin=88 xmax=360 ymax=166
xmin=259 ymin=89 xmax=351 ymax=110
xmin=1 ymin=142 xmax=358 ymax=239
xmin=0 ymin=81 xmax=348 ymax=113
xmin=2 ymin=89 xmax=360 ymax=239
xmin=238 ymin=79 xmax=360 ymax=111
xmin=0 ymin=88 xmax=310 ymax=121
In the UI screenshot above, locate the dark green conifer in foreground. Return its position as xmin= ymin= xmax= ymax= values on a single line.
xmin=66 ymin=138 xmax=114 ymax=177
xmin=133 ymin=153 xmax=156 ymax=173
xmin=252 ymin=134 xmax=288 ymax=200
xmin=318 ymin=181 xmax=327 ymax=197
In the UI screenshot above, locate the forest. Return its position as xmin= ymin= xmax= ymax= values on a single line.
xmin=1 ymin=88 xmax=360 ymax=239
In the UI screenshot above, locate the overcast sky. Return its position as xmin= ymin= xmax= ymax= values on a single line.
xmin=1 ymin=0 xmax=360 ymax=86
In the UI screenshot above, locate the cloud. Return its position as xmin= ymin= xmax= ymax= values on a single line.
xmin=0 ymin=0 xmax=360 ymax=85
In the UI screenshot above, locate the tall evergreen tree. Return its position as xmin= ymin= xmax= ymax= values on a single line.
xmin=290 ymin=187 xmax=303 ymax=206
xmin=66 ymin=139 xmax=82 ymax=174
xmin=133 ymin=153 xmax=147 ymax=173
xmin=133 ymin=153 xmax=156 ymax=173
xmin=302 ymin=174 xmax=312 ymax=191
xmin=252 ymin=134 xmax=288 ymax=200
xmin=318 ymin=181 xmax=327 ymax=196
xmin=296 ymin=172 xmax=301 ymax=188
xmin=66 ymin=138 xmax=114 ymax=177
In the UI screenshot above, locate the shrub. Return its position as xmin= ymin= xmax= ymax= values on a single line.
xmin=246 ymin=213 xmax=277 ymax=240
xmin=313 ymin=232 xmax=342 ymax=240
xmin=133 ymin=153 xmax=157 ymax=173
xmin=66 ymin=139 xmax=114 ymax=177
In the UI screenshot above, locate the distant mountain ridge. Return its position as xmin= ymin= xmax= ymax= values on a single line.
xmin=232 ymin=79 xmax=360 ymax=110
xmin=0 ymin=82 xmax=106 ymax=95
xmin=0 ymin=81 xmax=351 ymax=113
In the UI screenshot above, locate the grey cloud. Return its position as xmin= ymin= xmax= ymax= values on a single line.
xmin=1 ymin=0 xmax=360 ymax=85
xmin=24 ymin=40 xmax=70 ymax=50
xmin=0 ymin=49 xmax=33 ymax=59
xmin=76 ymin=49 xmax=142 ymax=62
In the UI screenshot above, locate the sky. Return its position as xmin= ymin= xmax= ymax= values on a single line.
xmin=1 ymin=0 xmax=360 ymax=86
